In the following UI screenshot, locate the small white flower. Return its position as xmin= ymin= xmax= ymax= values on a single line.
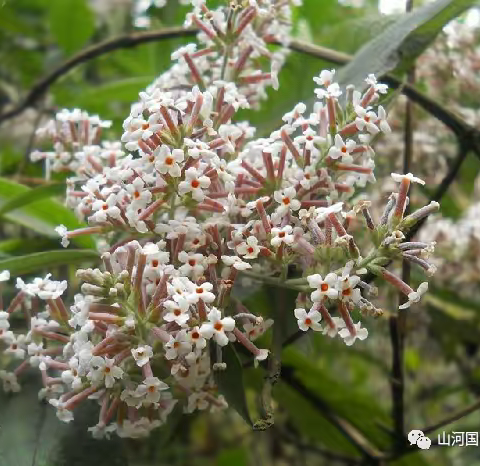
xmin=186 ymin=391 xmax=209 ymax=413
xmin=199 ymin=307 xmax=235 ymax=346
xmin=163 ymin=298 xmax=191 ymax=327
xmin=328 ymin=134 xmax=356 ymax=161
xmin=0 ymin=270 xmax=11 ymax=282
xmin=221 ymin=255 xmax=252 ymax=271
xmin=377 ymin=106 xmax=391 ymax=133
xmin=88 ymin=356 xmax=124 ymax=388
xmin=322 ymin=316 xmax=346 ymax=338
xmin=294 ymin=308 xmax=322 ymax=331
xmin=399 ymin=282 xmax=428 ymax=309
xmin=186 ymin=281 xmax=216 ymax=304
xmin=49 ymin=398 xmax=74 ymax=423
xmin=178 ymin=251 xmax=206 ymax=279
xmin=184 ymin=138 xmax=217 ymax=159
xmin=165 ymin=330 xmax=192 ymax=360
xmin=254 ymin=349 xmax=269 ymax=367
xmin=0 ymin=370 xmax=21 ymax=393
xmin=354 ymin=106 xmax=379 ymax=134
xmin=307 ymin=273 xmax=339 ymax=301
xmin=0 ymin=311 xmax=10 ymax=330
xmin=236 ymin=236 xmax=261 ymax=260
xmin=274 ymin=187 xmax=301 ymax=216
xmin=391 ymin=172 xmax=425 ymax=185
xmin=178 ymin=167 xmax=211 ymax=201
xmin=295 ymin=127 xmax=325 ymax=151
xmin=131 ymin=345 xmax=153 ymax=367
xmin=315 ymin=83 xmax=342 ymax=100
xmin=129 ymin=177 xmax=153 ymax=205
xmin=339 ymin=322 xmax=368 ymax=346
xmin=27 ymin=342 xmax=44 ymax=367
xmin=154 ymin=145 xmax=184 ymax=177
xmin=61 ymin=357 xmax=84 ymax=390
xmin=5 ymin=334 xmax=27 ymax=359
xmin=313 ymin=69 xmax=336 ymax=87
xmin=315 ymin=202 xmax=344 ymax=222
xmin=188 ymin=326 xmax=207 ymax=349
xmin=338 ymin=269 xmax=362 ymax=304
xmin=55 ymin=225 xmax=70 ymax=248
xmin=16 ymin=274 xmax=67 ymax=300
xmin=135 ymin=377 xmax=169 ymax=405
xmin=270 ymin=225 xmax=294 ymax=248
xmin=365 ymin=74 xmax=388 ymax=94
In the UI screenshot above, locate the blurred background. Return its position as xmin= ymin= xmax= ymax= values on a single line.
xmin=1 ymin=0 xmax=480 ymax=465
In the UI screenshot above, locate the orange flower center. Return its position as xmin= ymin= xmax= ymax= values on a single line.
xmin=152 ymin=259 xmax=159 ymax=267
xmin=214 ymin=322 xmax=223 ymax=331
xmin=191 ymin=180 xmax=200 ymax=189
xmin=305 ymin=318 xmax=312 ymax=325
xmin=165 ymin=156 xmax=174 ymax=165
xmin=320 ymin=283 xmax=329 ymax=292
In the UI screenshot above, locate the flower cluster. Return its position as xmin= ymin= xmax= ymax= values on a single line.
xmin=0 ymin=0 xmax=440 ymax=439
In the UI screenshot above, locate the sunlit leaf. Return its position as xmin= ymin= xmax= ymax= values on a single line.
xmin=48 ymin=0 xmax=95 ymax=54
xmin=0 ymin=250 xmax=99 ymax=276
xmin=0 ymin=183 xmax=65 ymax=216
xmin=0 ymin=178 xmax=94 ymax=249
xmin=338 ymin=0 xmax=477 ymax=90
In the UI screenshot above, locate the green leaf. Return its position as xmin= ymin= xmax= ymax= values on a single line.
xmin=48 ymin=0 xmax=95 ymax=54
xmin=0 ymin=178 xmax=94 ymax=249
xmin=216 ymin=448 xmax=248 ymax=466
xmin=0 ymin=238 xmax=61 ymax=256
xmin=0 ymin=182 xmax=65 ymax=216
xmin=0 ymin=250 xmax=99 ymax=276
xmin=213 ymin=344 xmax=253 ymax=426
xmin=338 ymin=0 xmax=477 ymax=90
xmin=281 ymin=347 xmax=392 ymax=450
xmin=0 ymin=373 xmax=128 ymax=466
xmin=58 ymin=77 xmax=155 ymax=112
xmin=425 ymin=294 xmax=476 ymax=321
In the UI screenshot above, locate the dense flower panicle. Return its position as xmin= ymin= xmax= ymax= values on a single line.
xmin=0 ymin=0 xmax=442 ymax=439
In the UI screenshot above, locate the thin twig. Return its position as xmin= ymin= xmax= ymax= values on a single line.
xmin=390 ymin=1 xmax=415 ymax=451
xmin=280 ymin=365 xmax=385 ymax=461
xmin=423 ymin=398 xmax=480 ymax=435
xmin=1 ymin=28 xmax=479 ymax=155
xmin=0 ymin=27 xmax=198 ymax=124
xmin=405 ymin=140 xmax=470 ymax=241
xmin=278 ymin=427 xmax=363 ymax=464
